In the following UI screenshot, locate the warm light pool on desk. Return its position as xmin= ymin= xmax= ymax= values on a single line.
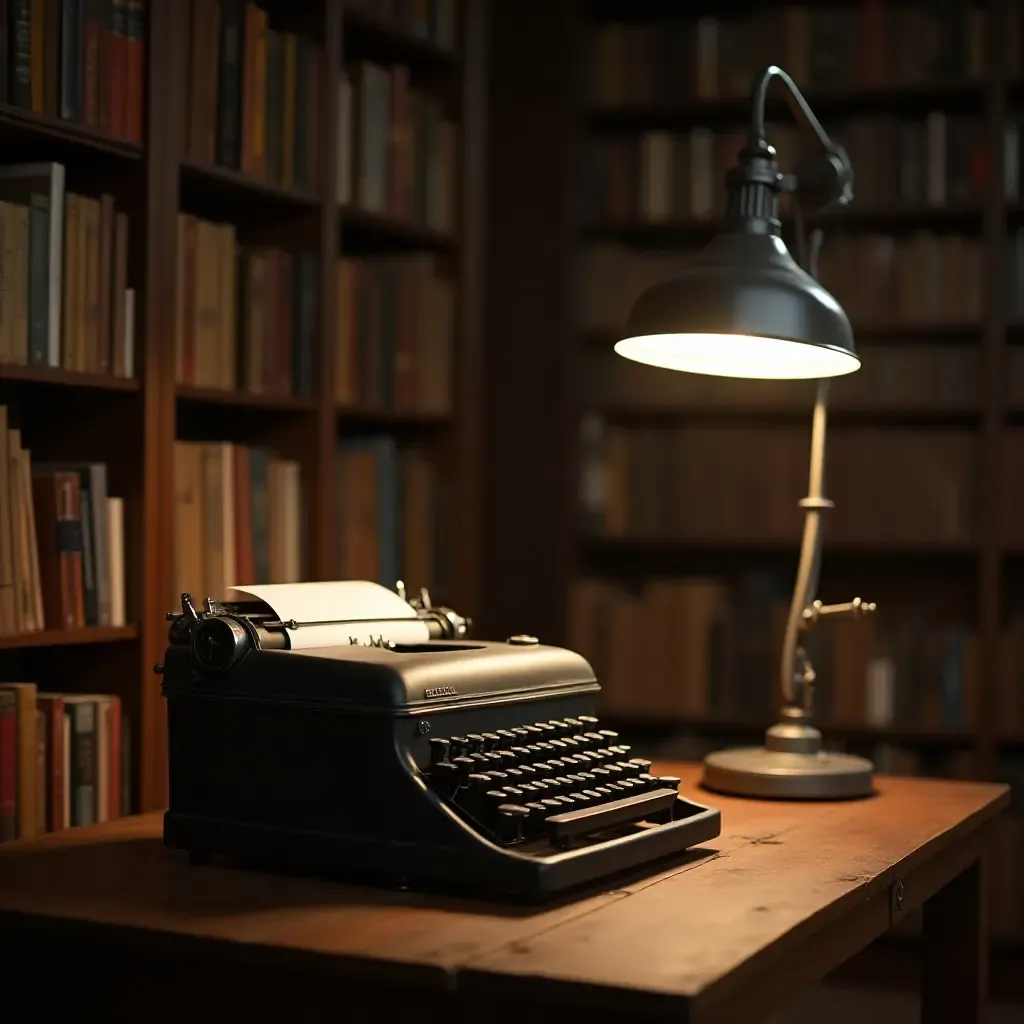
xmin=613 ymin=64 xmax=877 ymax=801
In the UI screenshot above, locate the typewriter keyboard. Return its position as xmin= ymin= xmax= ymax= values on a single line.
xmin=424 ymin=716 xmax=682 ymax=850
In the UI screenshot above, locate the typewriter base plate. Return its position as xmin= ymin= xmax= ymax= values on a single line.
xmin=163 ymin=797 xmax=721 ymax=900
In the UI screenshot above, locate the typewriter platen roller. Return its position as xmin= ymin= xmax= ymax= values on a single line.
xmin=160 ymin=581 xmax=721 ymax=898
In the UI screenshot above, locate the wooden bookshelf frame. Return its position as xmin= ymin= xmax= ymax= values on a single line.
xmin=0 ymin=0 xmax=486 ymax=815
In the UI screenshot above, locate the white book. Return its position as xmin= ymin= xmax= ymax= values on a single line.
xmin=865 ymin=656 xmax=896 ymax=727
xmin=106 ymin=496 xmax=125 ymax=627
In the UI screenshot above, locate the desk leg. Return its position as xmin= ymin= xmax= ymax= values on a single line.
xmin=921 ymin=858 xmax=986 ymax=1024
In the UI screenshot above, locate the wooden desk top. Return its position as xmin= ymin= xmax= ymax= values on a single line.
xmin=0 ymin=764 xmax=1009 ymax=1021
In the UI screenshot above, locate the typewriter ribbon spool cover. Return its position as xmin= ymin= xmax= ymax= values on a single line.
xmin=160 ymin=580 xmax=723 ymax=897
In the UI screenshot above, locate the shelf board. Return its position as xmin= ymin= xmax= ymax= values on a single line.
xmin=607 ymin=714 xmax=976 ymax=747
xmin=0 ymin=625 xmax=139 ymax=650
xmin=585 ymin=81 xmax=986 ymax=131
xmin=583 ymin=537 xmax=979 ymax=558
xmin=175 ymin=385 xmax=318 ymax=411
xmin=0 ymin=101 xmax=144 ymax=159
xmin=340 ymin=205 xmax=457 ymax=251
xmin=336 ymin=405 xmax=452 ymax=429
xmin=580 ymin=206 xmax=983 ymax=244
xmin=179 ymin=159 xmax=320 ymax=208
xmin=0 ymin=363 xmax=139 ymax=391
xmin=343 ymin=8 xmax=460 ymax=67
xmin=594 ymin=404 xmax=980 ymax=427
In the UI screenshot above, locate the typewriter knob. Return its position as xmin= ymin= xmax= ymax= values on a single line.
xmin=507 ymin=634 xmax=538 ymax=646
xmin=192 ymin=616 xmax=250 ymax=671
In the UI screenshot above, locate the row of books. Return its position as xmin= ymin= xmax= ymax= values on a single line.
xmin=339 ymin=62 xmax=457 ymax=233
xmin=0 ymin=682 xmax=128 ymax=842
xmin=346 ymin=0 xmax=458 ymax=49
xmin=171 ymin=438 xmax=451 ymax=603
xmin=0 ymin=162 xmax=134 ymax=376
xmin=583 ymin=115 xmax=990 ymax=225
xmin=173 ymin=213 xmax=317 ymax=397
xmin=335 ymin=254 xmax=453 ymax=414
xmin=570 ymin=574 xmax=978 ymax=729
xmin=578 ymin=422 xmax=976 ymax=548
xmin=817 ymin=233 xmax=983 ymax=325
xmin=173 ymin=442 xmax=303 ymax=605
xmin=586 ymin=5 xmax=986 ymax=108
xmin=333 ymin=438 xmax=448 ymax=594
xmin=0 ymin=408 xmax=125 ymax=635
xmin=578 ymin=239 xmax=984 ymax=332
xmin=1 ymin=0 xmax=146 ymax=143
xmin=581 ymin=344 xmax=980 ymax=414
xmin=185 ymin=0 xmax=322 ymax=189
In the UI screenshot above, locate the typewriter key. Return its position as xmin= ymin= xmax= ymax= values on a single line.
xmin=564 ymin=718 xmax=584 ymax=735
xmin=449 ymin=736 xmax=470 ymax=757
xmin=432 ymin=762 xmax=459 ymax=793
xmin=497 ymin=805 xmax=531 ymax=844
xmin=598 ymin=729 xmax=619 ymax=741
xmin=481 ymin=733 xmax=501 ymax=751
xmin=428 ymin=737 xmax=450 ymax=765
xmin=578 ymin=715 xmax=600 ymax=727
xmin=465 ymin=733 xmax=486 ymax=753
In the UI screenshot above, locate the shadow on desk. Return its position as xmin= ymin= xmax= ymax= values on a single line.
xmin=0 ymin=831 xmax=720 ymax=920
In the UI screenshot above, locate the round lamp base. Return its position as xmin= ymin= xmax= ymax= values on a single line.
xmin=701 ymin=745 xmax=875 ymax=800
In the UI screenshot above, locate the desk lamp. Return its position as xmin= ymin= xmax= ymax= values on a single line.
xmin=616 ymin=65 xmax=877 ymax=800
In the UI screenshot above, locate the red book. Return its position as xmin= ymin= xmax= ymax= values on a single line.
xmin=110 ymin=0 xmax=129 ymax=138
xmin=36 ymin=695 xmax=66 ymax=832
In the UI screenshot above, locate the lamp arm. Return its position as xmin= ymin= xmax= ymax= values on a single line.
xmin=749 ymin=65 xmax=835 ymax=153
xmin=779 ymin=224 xmax=830 ymax=710
xmin=779 ymin=378 xmax=830 ymax=708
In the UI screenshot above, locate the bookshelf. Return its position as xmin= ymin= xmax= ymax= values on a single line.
xmin=0 ymin=0 xmax=485 ymax=839
xmin=483 ymin=0 xmax=1022 ymax=950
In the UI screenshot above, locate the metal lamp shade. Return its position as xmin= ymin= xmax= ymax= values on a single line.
xmin=616 ymin=231 xmax=859 ymax=380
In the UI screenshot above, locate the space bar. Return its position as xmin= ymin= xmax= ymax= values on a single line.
xmin=545 ymin=787 xmax=678 ymax=843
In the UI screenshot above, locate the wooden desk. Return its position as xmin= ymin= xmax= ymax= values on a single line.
xmin=0 ymin=764 xmax=1008 ymax=1024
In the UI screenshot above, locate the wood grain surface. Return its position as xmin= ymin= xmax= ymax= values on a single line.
xmin=0 ymin=763 xmax=1008 ymax=1023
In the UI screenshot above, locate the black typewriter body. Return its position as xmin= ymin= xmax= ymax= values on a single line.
xmin=160 ymin=593 xmax=722 ymax=899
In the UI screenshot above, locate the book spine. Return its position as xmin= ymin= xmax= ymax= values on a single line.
xmin=217 ymin=0 xmax=244 ymax=168
xmin=59 ymin=0 xmax=81 ymax=120
xmin=124 ymin=0 xmax=144 ymax=142
xmin=43 ymin=0 xmax=60 ymax=116
xmin=0 ymin=693 xmax=14 ymax=841
xmin=9 ymin=0 xmax=31 ymax=108
xmin=82 ymin=0 xmax=100 ymax=125
xmin=67 ymin=700 xmax=95 ymax=827
xmin=108 ymin=0 xmax=125 ymax=136
xmin=27 ymin=195 xmax=49 ymax=365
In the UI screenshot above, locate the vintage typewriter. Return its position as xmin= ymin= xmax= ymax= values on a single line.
xmin=159 ymin=580 xmax=721 ymax=898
